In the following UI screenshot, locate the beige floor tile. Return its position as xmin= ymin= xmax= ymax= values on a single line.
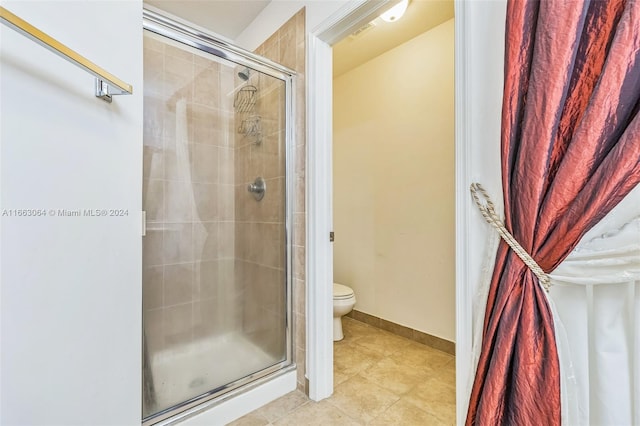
xmin=273 ymin=400 xmax=361 ymax=426
xmin=253 ymin=390 xmax=308 ymax=423
xmin=361 ymin=357 xmax=430 ymax=395
xmin=388 ymin=341 xmax=454 ymax=371
xmin=334 ymin=341 xmax=384 ymax=378
xmin=341 ymin=317 xmax=378 ymax=341
xmin=334 ymin=369 xmax=351 ymax=386
xmin=226 ymin=412 xmax=270 ymax=426
xmin=369 ymin=398 xmax=443 ymax=426
xmin=426 ymin=359 xmax=456 ymax=388
xmin=404 ymin=377 xmax=456 ymax=425
xmin=329 ymin=375 xmax=400 ymax=423
xmin=234 ymin=318 xmax=456 ymax=426
xmin=351 ymin=329 xmax=413 ymax=357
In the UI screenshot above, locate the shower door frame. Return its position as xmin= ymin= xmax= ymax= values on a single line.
xmin=142 ymin=9 xmax=296 ymax=425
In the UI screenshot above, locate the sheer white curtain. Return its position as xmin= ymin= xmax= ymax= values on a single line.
xmin=467 ymin=185 xmax=640 ymax=426
xmin=549 ymin=184 xmax=640 ymax=426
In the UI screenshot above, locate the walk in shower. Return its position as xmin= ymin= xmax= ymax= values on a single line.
xmin=142 ymin=11 xmax=294 ymax=424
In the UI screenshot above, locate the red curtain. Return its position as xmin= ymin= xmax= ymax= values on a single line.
xmin=466 ymin=1 xmax=640 ymax=424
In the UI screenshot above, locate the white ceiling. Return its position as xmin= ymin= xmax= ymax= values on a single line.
xmin=143 ymin=0 xmax=454 ymax=78
xmin=144 ymin=0 xmax=271 ymax=40
xmin=333 ymin=0 xmax=454 ymax=77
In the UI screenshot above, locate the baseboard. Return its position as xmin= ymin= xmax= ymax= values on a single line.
xmin=347 ymin=310 xmax=456 ymax=355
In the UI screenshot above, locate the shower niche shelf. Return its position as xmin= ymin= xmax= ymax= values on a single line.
xmin=234 ymin=80 xmax=261 ymax=145
xmin=234 ymin=85 xmax=257 ymax=113
xmin=238 ymin=115 xmax=262 ymax=145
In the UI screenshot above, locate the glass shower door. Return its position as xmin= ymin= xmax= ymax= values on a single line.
xmin=141 ymin=24 xmax=291 ymax=422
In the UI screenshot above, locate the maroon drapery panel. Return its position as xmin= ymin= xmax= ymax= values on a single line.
xmin=466 ymin=1 xmax=640 ymax=425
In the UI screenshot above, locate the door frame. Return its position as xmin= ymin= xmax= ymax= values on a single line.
xmin=306 ymin=3 xmax=472 ymax=424
xmin=305 ymin=0 xmax=393 ymax=401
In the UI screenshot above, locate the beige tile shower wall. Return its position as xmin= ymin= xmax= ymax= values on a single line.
xmin=251 ymin=9 xmax=306 ymax=391
xmin=233 ymin=43 xmax=287 ymax=357
xmin=143 ymin=33 xmax=238 ymax=356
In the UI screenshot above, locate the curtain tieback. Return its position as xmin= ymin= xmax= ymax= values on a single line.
xmin=470 ymin=183 xmax=551 ymax=292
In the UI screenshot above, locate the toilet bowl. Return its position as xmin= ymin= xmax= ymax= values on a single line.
xmin=333 ymin=283 xmax=356 ymax=341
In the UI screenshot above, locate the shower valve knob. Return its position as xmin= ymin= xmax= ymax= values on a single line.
xmin=248 ymin=177 xmax=266 ymax=201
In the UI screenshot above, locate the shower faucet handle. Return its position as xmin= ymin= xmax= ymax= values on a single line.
xmin=248 ymin=177 xmax=266 ymax=201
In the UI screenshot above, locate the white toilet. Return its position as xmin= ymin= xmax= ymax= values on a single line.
xmin=333 ymin=282 xmax=356 ymax=341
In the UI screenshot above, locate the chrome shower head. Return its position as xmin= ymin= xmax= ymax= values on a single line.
xmin=238 ymin=67 xmax=251 ymax=81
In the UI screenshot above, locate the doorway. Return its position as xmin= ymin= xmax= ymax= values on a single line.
xmin=305 ymin=0 xmax=462 ymax=410
xmin=332 ymin=6 xmax=455 ymax=349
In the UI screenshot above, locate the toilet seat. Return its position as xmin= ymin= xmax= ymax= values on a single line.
xmin=334 ymin=283 xmax=354 ymax=300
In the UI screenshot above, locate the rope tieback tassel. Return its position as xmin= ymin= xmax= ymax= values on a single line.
xmin=470 ymin=183 xmax=552 ymax=292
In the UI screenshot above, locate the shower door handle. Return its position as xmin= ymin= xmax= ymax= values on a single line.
xmin=248 ymin=177 xmax=266 ymax=201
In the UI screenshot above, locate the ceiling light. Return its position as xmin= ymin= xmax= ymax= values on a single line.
xmin=380 ymin=0 xmax=409 ymax=23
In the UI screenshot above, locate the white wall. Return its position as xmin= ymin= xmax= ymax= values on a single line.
xmin=464 ymin=1 xmax=506 ymax=295
xmin=455 ymin=0 xmax=506 ymax=422
xmin=0 ymin=1 xmax=143 ymax=425
xmin=333 ymin=19 xmax=455 ymax=341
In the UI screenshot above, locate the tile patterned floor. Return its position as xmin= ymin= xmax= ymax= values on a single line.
xmin=229 ymin=317 xmax=456 ymax=425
